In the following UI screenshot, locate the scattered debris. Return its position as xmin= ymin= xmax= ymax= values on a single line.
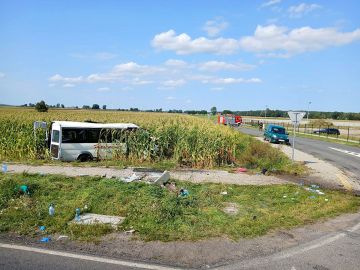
xmin=283 ymin=195 xmax=287 ymax=198
xmin=220 ymin=191 xmax=228 ymax=195
xmin=121 ymin=173 xmax=143 ymax=183
xmin=325 ymin=198 xmax=329 ymax=202
xmin=1 ymin=163 xmax=8 ymax=173
xmin=304 ymin=184 xmax=325 ymax=195
xmin=40 ymin=237 xmax=51 ymax=243
xmin=18 ymin=185 xmax=30 ymax=195
xmin=165 ymin=182 xmax=177 ymax=193
xmin=75 ymin=208 xmax=81 ymax=221
xmin=49 ymin=204 xmax=55 ymax=216
xmin=179 ymin=188 xmax=189 ymax=197
xmin=120 ymin=170 xmax=170 ymax=186
xmin=39 ymin=226 xmax=46 ymax=231
xmin=73 ymin=213 xmax=125 ymax=228
xmin=222 ymin=202 xmax=239 ymax=215
xmin=309 ymin=196 xmax=316 ymax=199
xmin=261 ymin=168 xmax=268 ymax=175
xmin=125 ymin=229 xmax=136 ymax=234
xmin=57 ymin=235 xmax=69 ymax=241
xmin=236 ymin=167 xmax=247 ymax=173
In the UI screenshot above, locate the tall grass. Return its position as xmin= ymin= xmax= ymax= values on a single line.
xmin=0 ymin=107 xmax=300 ymax=172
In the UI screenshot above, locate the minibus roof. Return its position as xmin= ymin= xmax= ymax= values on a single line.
xmin=52 ymin=121 xmax=139 ymax=129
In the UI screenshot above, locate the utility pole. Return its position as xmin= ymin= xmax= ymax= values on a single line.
xmin=265 ymin=105 xmax=268 ymax=119
xmin=307 ymin=101 xmax=312 ymax=123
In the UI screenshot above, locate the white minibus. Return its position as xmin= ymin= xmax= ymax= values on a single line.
xmin=48 ymin=121 xmax=139 ymax=161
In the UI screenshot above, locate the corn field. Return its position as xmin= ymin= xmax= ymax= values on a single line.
xmin=0 ymin=107 xmax=296 ymax=171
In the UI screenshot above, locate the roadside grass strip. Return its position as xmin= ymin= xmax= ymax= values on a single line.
xmin=1 ymin=173 xmax=359 ymax=242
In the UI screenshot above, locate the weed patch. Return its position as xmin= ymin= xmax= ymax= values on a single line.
xmin=1 ymin=173 xmax=359 ymax=242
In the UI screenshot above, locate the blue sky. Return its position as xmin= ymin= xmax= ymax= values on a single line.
xmin=0 ymin=0 xmax=359 ymax=112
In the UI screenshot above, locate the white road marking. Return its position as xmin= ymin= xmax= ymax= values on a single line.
xmin=215 ymin=220 xmax=360 ymax=269
xmin=329 ymin=147 xmax=360 ymax=158
xmin=0 ymin=243 xmax=181 ymax=270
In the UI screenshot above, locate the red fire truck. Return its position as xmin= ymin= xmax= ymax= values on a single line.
xmin=217 ymin=114 xmax=242 ymax=126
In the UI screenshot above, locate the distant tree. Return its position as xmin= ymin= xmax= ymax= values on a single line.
xmin=61 ymin=104 xmax=65 ymax=108
xmin=223 ymin=109 xmax=233 ymax=114
xmin=210 ymin=106 xmax=217 ymax=115
xmin=75 ymin=106 xmax=79 ymax=109
xmin=35 ymin=100 xmax=48 ymax=112
xmin=92 ymin=104 xmax=100 ymax=110
xmin=130 ymin=107 xmax=139 ymax=112
xmin=82 ymin=105 xmax=90 ymax=109
xmin=28 ymin=103 xmax=35 ymax=107
xmin=56 ymin=103 xmax=60 ymax=108
xmin=102 ymin=105 xmax=107 ymax=110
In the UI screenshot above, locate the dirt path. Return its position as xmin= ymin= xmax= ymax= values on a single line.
xmin=4 ymin=164 xmax=289 ymax=186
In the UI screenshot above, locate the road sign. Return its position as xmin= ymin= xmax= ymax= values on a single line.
xmin=287 ymin=111 xmax=306 ymax=161
xmin=288 ymin=111 xmax=306 ymax=126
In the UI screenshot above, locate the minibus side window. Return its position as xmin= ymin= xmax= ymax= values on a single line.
xmin=52 ymin=130 xmax=60 ymax=143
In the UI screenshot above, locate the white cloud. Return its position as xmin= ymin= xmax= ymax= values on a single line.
xmin=152 ymin=29 xmax=240 ymax=55
xmin=164 ymin=59 xmax=188 ymax=67
xmin=112 ymin=62 xmax=162 ymax=75
xmin=94 ymin=52 xmax=117 ymax=60
xmin=261 ymin=0 xmax=281 ymax=8
xmin=130 ymin=78 xmax=154 ymax=85
xmin=239 ymin=25 xmax=360 ymax=56
xmin=198 ymin=61 xmax=256 ymax=71
xmin=166 ymin=96 xmax=176 ymax=100
xmin=0 ymin=72 xmax=5 ymax=78
xmin=161 ymin=79 xmax=186 ymax=88
xmin=203 ymin=18 xmax=229 ymax=37
xmin=288 ymin=3 xmax=321 ymax=18
xmin=63 ymin=83 xmax=75 ymax=88
xmin=203 ymin=77 xmax=262 ymax=84
xmin=97 ymin=87 xmax=110 ymax=92
xmin=49 ymin=74 xmax=83 ymax=83
xmin=185 ymin=99 xmax=192 ymax=103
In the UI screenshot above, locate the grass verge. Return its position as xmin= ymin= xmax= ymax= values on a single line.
xmin=1 ymin=173 xmax=359 ymax=242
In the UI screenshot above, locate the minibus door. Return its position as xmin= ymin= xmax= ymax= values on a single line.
xmin=50 ymin=129 xmax=61 ymax=159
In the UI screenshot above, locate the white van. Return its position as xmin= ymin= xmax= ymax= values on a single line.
xmin=48 ymin=121 xmax=139 ymax=161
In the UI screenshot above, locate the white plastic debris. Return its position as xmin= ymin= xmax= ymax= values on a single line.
xmin=74 ymin=213 xmax=125 ymax=228
xmin=220 ymin=191 xmax=228 ymax=195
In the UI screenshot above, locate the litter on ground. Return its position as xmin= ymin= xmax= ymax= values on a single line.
xmin=222 ymin=202 xmax=239 ymax=215
xmin=73 ymin=213 xmax=125 ymax=228
xmin=120 ymin=170 xmax=170 ymax=185
xmin=236 ymin=167 xmax=247 ymax=173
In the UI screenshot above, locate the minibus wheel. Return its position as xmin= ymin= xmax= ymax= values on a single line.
xmin=77 ymin=153 xmax=92 ymax=162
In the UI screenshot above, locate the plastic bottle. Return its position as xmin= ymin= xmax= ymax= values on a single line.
xmin=48 ymin=204 xmax=55 ymax=216
xmin=1 ymin=163 xmax=7 ymax=173
xmin=75 ymin=208 xmax=81 ymax=221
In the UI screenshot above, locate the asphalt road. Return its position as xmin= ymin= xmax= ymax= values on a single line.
xmin=1 ymin=218 xmax=360 ymax=270
xmin=0 ymin=245 xmax=176 ymax=270
xmin=238 ymin=127 xmax=360 ymax=180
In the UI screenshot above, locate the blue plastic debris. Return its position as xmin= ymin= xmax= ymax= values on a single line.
xmin=40 ymin=237 xmax=51 ymax=243
xmin=1 ymin=163 xmax=7 ymax=173
xmin=19 ymin=185 xmax=30 ymax=195
xmin=39 ymin=226 xmax=46 ymax=231
xmin=179 ymin=188 xmax=189 ymax=197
